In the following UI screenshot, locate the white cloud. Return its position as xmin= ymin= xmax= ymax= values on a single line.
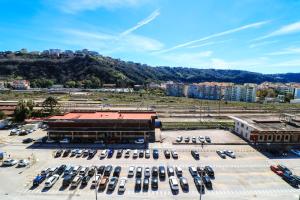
xmin=266 ymin=47 xmax=300 ymax=56
xmin=156 ymin=20 xmax=270 ymax=53
xmin=120 ymin=9 xmax=160 ymax=36
xmin=58 ymin=0 xmax=145 ymax=13
xmin=249 ymin=40 xmax=278 ymax=48
xmin=255 ymin=21 xmax=300 ymax=40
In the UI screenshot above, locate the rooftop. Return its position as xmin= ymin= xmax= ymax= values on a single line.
xmin=230 ymin=115 xmax=300 ymax=132
xmin=48 ymin=111 xmax=157 ymax=121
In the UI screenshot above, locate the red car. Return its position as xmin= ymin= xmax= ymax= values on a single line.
xmin=270 ymin=165 xmax=283 ymax=176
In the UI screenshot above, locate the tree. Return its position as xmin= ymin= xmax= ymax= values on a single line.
xmin=42 ymin=96 xmax=60 ymax=115
xmin=0 ymin=110 xmax=6 ymax=120
xmin=285 ymin=93 xmax=294 ymax=103
xmin=13 ymin=100 xmax=31 ymax=122
xmin=65 ymin=80 xmax=76 ymax=88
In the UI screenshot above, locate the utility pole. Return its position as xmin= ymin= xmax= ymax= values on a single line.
xmin=94 ymin=166 xmax=98 ymax=200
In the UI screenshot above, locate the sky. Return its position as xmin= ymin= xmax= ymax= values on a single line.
xmin=1 ymin=0 xmax=300 ymax=74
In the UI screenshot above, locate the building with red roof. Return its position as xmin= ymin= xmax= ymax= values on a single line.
xmin=45 ymin=111 xmax=158 ymax=143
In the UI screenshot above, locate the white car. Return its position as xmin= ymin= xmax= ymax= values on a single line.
xmin=91 ymin=175 xmax=101 ymax=187
xmin=132 ymin=149 xmax=138 ymax=158
xmin=100 ymin=150 xmax=108 ymax=159
xmin=59 ymin=138 xmax=70 ymax=144
xmin=128 ymin=166 xmax=135 ymax=177
xmin=76 ymin=150 xmax=83 ymax=157
xmin=134 ymin=138 xmax=144 ymax=144
xmin=145 ymin=149 xmax=150 ymax=158
xmin=224 ymin=150 xmax=236 ymax=158
xmin=18 ymin=159 xmax=29 ymax=167
xmin=124 ymin=149 xmax=131 ymax=158
xmin=44 ymin=174 xmax=59 ymax=188
xmin=2 ymin=159 xmax=18 ymax=166
xmin=199 ymin=136 xmax=205 ymax=143
xmin=169 ymin=176 xmax=179 ymax=191
xmin=291 ymin=149 xmax=300 ymax=157
xmin=118 ymin=177 xmax=127 ymax=192
xmin=10 ymin=129 xmax=18 ymax=135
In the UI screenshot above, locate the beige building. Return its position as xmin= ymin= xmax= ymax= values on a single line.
xmin=230 ymin=114 xmax=300 ymax=144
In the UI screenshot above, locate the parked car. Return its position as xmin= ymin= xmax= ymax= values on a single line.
xmin=197 ymin=167 xmax=206 ymax=176
xmin=64 ymin=166 xmax=74 ymax=176
xmin=189 ymin=166 xmax=198 ymax=177
xmin=97 ymin=165 xmax=105 ymax=175
xmin=270 ymin=165 xmax=283 ymax=176
xmin=63 ymin=149 xmax=71 ymax=157
xmin=88 ymin=167 xmax=95 ymax=176
xmin=292 ymin=175 xmax=300 ymax=185
xmin=76 ymin=149 xmax=83 ymax=157
xmin=104 ymin=165 xmax=113 ymax=176
xmin=179 ymin=177 xmax=189 ymax=191
xmin=71 ymin=175 xmax=83 ymax=187
xmin=41 ymin=168 xmax=51 ymax=177
xmin=113 ymin=166 xmax=122 ymax=177
xmin=54 ymin=149 xmax=63 ymax=158
xmin=100 ymin=149 xmax=108 ymax=159
xmin=18 ymin=159 xmax=29 ymax=167
xmin=83 ymin=149 xmax=89 ymax=157
xmin=184 ymin=137 xmax=190 ymax=143
xmin=72 ymin=166 xmax=81 ymax=175
xmin=144 ymin=167 xmax=151 ymax=178
xmin=116 ymin=149 xmax=123 ymax=158
xmin=175 ymin=166 xmax=183 ymax=177
xmin=194 ymin=176 xmax=205 ymax=193
xmin=135 ymin=178 xmax=142 ymax=191
xmin=159 ymin=166 xmax=166 ymax=178
xmin=198 ymin=136 xmax=205 ymax=143
xmin=152 ymin=166 xmax=158 ymax=177
xmin=282 ymin=173 xmax=298 ymax=187
xmin=2 ymin=159 xmax=18 ymax=166
xmin=167 ymin=166 xmax=175 ymax=177
xmin=149 ymin=176 xmax=157 ymax=189
xmin=124 ymin=149 xmax=131 ymax=158
xmin=145 ymin=149 xmax=150 ymax=159
xmin=136 ymin=167 xmax=143 ymax=178
xmin=118 ymin=177 xmax=127 ymax=193
xmin=108 ymin=177 xmax=118 ymax=191
xmin=169 ymin=176 xmax=179 ymax=191
xmin=79 ymin=167 xmax=89 ymax=176
xmin=133 ymin=149 xmax=138 ymax=158
xmin=91 ymin=175 xmax=101 ymax=187
xmin=48 ymin=167 xmax=59 ymax=176
xmin=176 ymin=136 xmax=183 ymax=143
xmin=216 ymin=150 xmax=226 ymax=159
xmin=202 ymin=175 xmax=212 ymax=189
xmin=33 ymin=174 xmax=46 ymax=186
xmin=164 ymin=150 xmax=171 ymax=159
xmin=128 ymin=166 xmax=135 ymax=177
xmin=98 ymin=176 xmax=109 ymax=190
xmin=81 ymin=175 xmax=91 ymax=185
xmin=88 ymin=149 xmax=97 ymax=158
xmin=46 ymin=138 xmax=55 ymax=143
xmin=62 ymin=174 xmax=75 ymax=187
xmin=70 ymin=149 xmax=77 ymax=157
xmin=139 ymin=150 xmax=144 ymax=158
xmin=57 ymin=165 xmax=67 ymax=175
xmin=153 ymin=149 xmax=159 ymax=159
xmin=143 ymin=178 xmax=149 ymax=190
xmin=205 ymin=136 xmax=211 ymax=143
xmin=171 ymin=150 xmax=178 ymax=159
xmin=192 ymin=136 xmax=197 ymax=143
xmin=224 ymin=150 xmax=236 ymax=158
xmin=191 ymin=150 xmax=200 ymax=160
xmin=44 ymin=174 xmax=59 ymax=188
xmin=277 ymin=164 xmax=292 ymax=175
xmin=107 ymin=149 xmax=114 ymax=158
xmin=204 ymin=166 xmax=214 ymax=177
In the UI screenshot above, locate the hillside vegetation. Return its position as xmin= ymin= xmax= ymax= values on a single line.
xmin=0 ymin=53 xmax=299 ymax=87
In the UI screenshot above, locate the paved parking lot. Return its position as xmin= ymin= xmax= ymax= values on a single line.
xmin=0 ymin=129 xmax=300 ymax=200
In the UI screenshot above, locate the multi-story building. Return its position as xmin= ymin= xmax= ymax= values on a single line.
xmin=12 ymin=80 xmax=30 ymax=90
xmin=165 ymin=83 xmax=186 ymax=97
xmin=0 ymin=81 xmax=4 ymax=89
xmin=224 ymin=83 xmax=257 ymax=102
xmin=294 ymin=88 xmax=300 ymax=99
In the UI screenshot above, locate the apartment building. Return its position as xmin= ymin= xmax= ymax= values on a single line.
xmin=165 ymin=83 xmax=186 ymax=97
xmin=12 ymin=80 xmax=30 ymax=90
xmin=294 ymin=88 xmax=300 ymax=99
xmin=224 ymin=83 xmax=257 ymax=102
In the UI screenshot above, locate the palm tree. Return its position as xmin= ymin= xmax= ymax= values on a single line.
xmin=42 ymin=96 xmax=60 ymax=115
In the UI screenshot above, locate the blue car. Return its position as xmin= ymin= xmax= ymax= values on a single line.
xmin=33 ymin=175 xmax=46 ymax=186
xmin=153 ymin=149 xmax=159 ymax=159
xmin=107 ymin=149 xmax=114 ymax=158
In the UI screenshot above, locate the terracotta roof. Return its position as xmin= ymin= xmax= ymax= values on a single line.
xmin=49 ymin=112 xmax=157 ymax=120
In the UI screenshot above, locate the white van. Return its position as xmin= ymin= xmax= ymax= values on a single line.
xmin=45 ymin=174 xmax=59 ymax=188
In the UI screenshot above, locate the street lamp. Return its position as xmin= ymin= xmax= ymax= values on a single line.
xmin=93 ymin=166 xmax=98 ymax=200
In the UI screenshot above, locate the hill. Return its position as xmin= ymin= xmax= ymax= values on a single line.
xmin=0 ymin=52 xmax=299 ymax=87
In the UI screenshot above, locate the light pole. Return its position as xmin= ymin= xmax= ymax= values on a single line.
xmin=93 ymin=166 xmax=98 ymax=200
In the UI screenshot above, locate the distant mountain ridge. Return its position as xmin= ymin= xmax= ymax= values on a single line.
xmin=0 ymin=53 xmax=299 ymax=86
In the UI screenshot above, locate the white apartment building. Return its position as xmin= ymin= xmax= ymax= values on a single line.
xmin=165 ymin=83 xmax=186 ymax=97
xmin=0 ymin=81 xmax=4 ymax=89
xmin=224 ymin=84 xmax=257 ymax=102
xmin=294 ymin=88 xmax=300 ymax=99
xmin=12 ymin=80 xmax=30 ymax=90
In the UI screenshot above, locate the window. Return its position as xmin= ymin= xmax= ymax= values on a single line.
xmin=268 ymin=135 xmax=272 ymax=140
xmin=259 ymin=135 xmax=264 ymax=141
xmin=276 ymin=135 xmax=281 ymax=141
xmin=285 ymin=135 xmax=290 ymax=141
xmin=241 ymin=124 xmax=244 ymax=128
xmin=246 ymin=127 xmax=248 ymax=130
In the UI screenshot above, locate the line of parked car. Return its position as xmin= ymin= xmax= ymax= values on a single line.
xmin=216 ymin=150 xmax=236 ymax=159
xmin=270 ymin=164 xmax=300 ymax=188
xmin=54 ymin=148 xmax=181 ymax=160
xmin=176 ymin=136 xmax=211 ymax=144
xmin=31 ymin=164 xmax=215 ymax=195
xmin=2 ymin=158 xmax=30 ymax=167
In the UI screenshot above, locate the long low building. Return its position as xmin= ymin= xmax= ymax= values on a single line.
xmin=230 ymin=114 xmax=300 ymax=145
xmin=45 ymin=111 xmax=158 ymax=143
